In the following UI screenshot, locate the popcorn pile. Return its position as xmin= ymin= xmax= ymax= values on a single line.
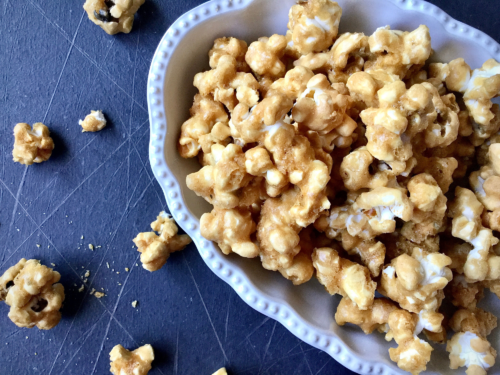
xmin=178 ymin=0 xmax=500 ymax=373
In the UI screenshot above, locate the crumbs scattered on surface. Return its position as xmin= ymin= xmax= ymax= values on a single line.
xmin=132 ymin=301 xmax=138 ymax=308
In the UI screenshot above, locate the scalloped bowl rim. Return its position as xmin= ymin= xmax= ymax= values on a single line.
xmin=147 ymin=1 xmax=500 ymax=374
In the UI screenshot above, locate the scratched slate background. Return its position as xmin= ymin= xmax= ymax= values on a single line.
xmin=0 ymin=1 xmax=499 ymax=374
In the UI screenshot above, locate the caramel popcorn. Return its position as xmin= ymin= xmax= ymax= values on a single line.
xmin=79 ymin=110 xmax=107 ymax=132
xmin=133 ymin=212 xmax=192 ymax=272
xmin=176 ymin=1 xmax=500 ymax=373
xmin=109 ymin=344 xmax=154 ymax=375
xmin=0 ymin=259 xmax=64 ymax=330
xmin=313 ymin=247 xmax=376 ymax=310
xmin=83 ymin=0 xmax=145 ymax=35
xmin=287 ymin=0 xmax=342 ymax=55
xmin=447 ymin=308 xmax=497 ymax=375
xmin=12 ymin=123 xmax=54 ymax=165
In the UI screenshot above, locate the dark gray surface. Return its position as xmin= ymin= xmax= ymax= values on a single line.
xmin=0 ymin=1 xmax=498 ymax=374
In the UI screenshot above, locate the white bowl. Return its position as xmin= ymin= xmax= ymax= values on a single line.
xmin=147 ymin=1 xmax=500 ymax=374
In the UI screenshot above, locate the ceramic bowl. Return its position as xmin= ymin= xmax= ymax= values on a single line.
xmin=147 ymin=0 xmax=500 ymax=373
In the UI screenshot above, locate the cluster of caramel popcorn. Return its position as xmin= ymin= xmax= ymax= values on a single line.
xmin=0 ymin=259 xmax=65 ymax=330
xmin=12 ymin=123 xmax=55 ymax=165
xmin=133 ymin=211 xmax=192 ymax=271
xmin=178 ymin=0 xmax=500 ymax=373
xmin=83 ymin=0 xmax=145 ymax=35
xmin=109 ymin=344 xmax=154 ymax=375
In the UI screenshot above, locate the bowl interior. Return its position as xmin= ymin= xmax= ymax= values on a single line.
xmin=160 ymin=0 xmax=500 ymax=373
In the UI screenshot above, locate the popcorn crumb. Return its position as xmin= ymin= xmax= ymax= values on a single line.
xmin=89 ymin=244 xmax=94 ymax=251
xmin=84 ymin=271 xmax=90 ymax=278
xmin=51 ymin=263 xmax=56 ymax=267
xmin=131 ymin=301 xmax=138 ymax=308
xmin=94 ymin=292 xmax=105 ymax=299
xmin=81 ymin=236 xmax=84 ymax=240
xmin=106 ymin=262 xmax=110 ymax=269
xmin=36 ymin=244 xmax=40 ymax=248
xmin=78 ymin=285 xmax=85 ymax=293
xmin=125 ymin=268 xmax=129 ymax=272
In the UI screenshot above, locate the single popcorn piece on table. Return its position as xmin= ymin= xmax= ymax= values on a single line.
xmin=0 ymin=259 xmax=65 ymax=330
xmin=312 ymin=247 xmax=376 ymax=310
xmin=83 ymin=0 xmax=145 ymax=35
xmin=287 ymin=0 xmax=342 ymax=55
xmin=79 ymin=110 xmax=107 ymax=132
xmin=12 ymin=123 xmax=54 ymax=165
xmin=109 ymin=344 xmax=154 ymax=375
xmin=447 ymin=308 xmax=497 ymax=375
xmin=211 ymin=368 xmax=227 ymax=375
xmin=133 ymin=211 xmax=192 ymax=272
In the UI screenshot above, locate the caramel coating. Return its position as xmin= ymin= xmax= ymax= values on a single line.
xmin=287 ymin=0 xmax=342 ymax=55
xmin=335 ymin=297 xmax=397 ymax=334
xmin=83 ymin=0 xmax=145 ymax=35
xmin=1 ymin=259 xmax=65 ymax=330
xmin=79 ymin=110 xmax=107 ymax=132
xmin=312 ymin=247 xmax=376 ymax=310
xmin=12 ymin=123 xmax=54 ymax=165
xmin=245 ymin=35 xmax=287 ymax=79
xmin=133 ymin=212 xmax=191 ymax=272
xmin=109 ymin=344 xmax=154 ymax=375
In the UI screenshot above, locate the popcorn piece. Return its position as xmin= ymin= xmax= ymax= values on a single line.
xmin=244 ymin=147 xmax=288 ymax=197
xmin=335 ymin=297 xmax=397 ymax=334
xmin=178 ymin=94 xmax=229 ymax=158
xmin=133 ymin=212 xmax=191 ymax=272
xmin=245 ymin=35 xmax=287 ymax=79
xmin=109 ymin=344 xmax=154 ymax=375
xmin=257 ymin=188 xmax=302 ymax=270
xmin=266 ymin=66 xmax=314 ymax=100
xmin=401 ymin=174 xmax=447 ymax=243
xmin=278 ymin=251 xmax=314 ymax=285
xmin=346 ymin=187 xmax=413 ymax=239
xmin=470 ymin=143 xmax=500 ymax=212
xmin=201 ymin=207 xmax=259 ymax=258
xmin=295 ymin=32 xmax=367 ymax=72
xmin=209 ymin=37 xmax=250 ymax=72
xmin=379 ymin=247 xmax=452 ymax=313
xmin=413 ymin=155 xmax=458 ymax=193
xmin=211 ymin=368 xmax=227 ymax=375
xmin=292 ymin=74 xmax=356 ymax=135
xmin=341 ymin=232 xmax=386 ymax=277
xmin=447 ymin=308 xmax=497 ymax=375
xmin=1 ymin=259 xmax=65 ymax=330
xmin=364 ymin=25 xmax=432 ymax=79
xmin=12 ymin=123 xmax=54 ymax=165
xmin=79 ymin=110 xmax=107 ymax=132
xmin=187 ymin=144 xmax=254 ymax=209
xmin=83 ymin=0 xmax=145 ymax=35
xmin=287 ymin=0 xmax=342 ymax=55
xmin=447 ymin=275 xmax=484 ymax=310
xmin=312 ymin=247 xmax=376 ymax=310
xmin=194 ymin=55 xmax=260 ymax=111
xmin=346 ymin=70 xmax=400 ymax=108
xmin=387 ymin=309 xmax=434 ymax=375
xmin=450 ymin=308 xmax=497 ymax=339
xmin=449 ymin=187 xmax=500 ymax=281
xmin=447 ymin=332 xmax=496 ymax=375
